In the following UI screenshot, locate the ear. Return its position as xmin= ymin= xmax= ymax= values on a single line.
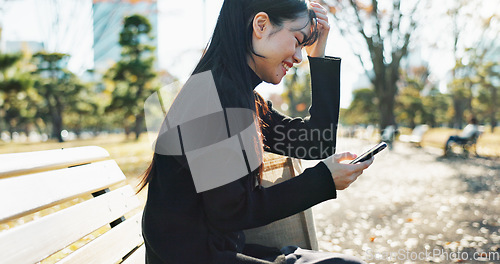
xmin=252 ymin=12 xmax=270 ymax=39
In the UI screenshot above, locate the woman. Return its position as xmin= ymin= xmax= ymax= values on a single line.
xmin=140 ymin=0 xmax=373 ymax=263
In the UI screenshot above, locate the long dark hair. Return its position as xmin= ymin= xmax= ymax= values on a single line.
xmin=138 ymin=0 xmax=318 ymax=192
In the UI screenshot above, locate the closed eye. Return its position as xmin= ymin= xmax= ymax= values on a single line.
xmin=296 ymin=32 xmax=307 ymax=46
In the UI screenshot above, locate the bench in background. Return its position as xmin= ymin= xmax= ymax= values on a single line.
xmin=0 ymin=146 xmax=145 ymax=264
xmin=399 ymin=124 xmax=429 ymax=147
xmin=446 ymin=130 xmax=483 ymax=157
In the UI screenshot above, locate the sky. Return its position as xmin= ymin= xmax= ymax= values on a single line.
xmin=1 ymin=0 xmax=498 ymax=108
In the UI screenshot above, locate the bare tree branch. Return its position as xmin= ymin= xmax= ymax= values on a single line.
xmin=348 ymin=0 xmax=371 ymax=42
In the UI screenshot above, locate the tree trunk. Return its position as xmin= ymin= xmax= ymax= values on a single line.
xmin=373 ymin=68 xmax=397 ymax=134
xmin=53 ymin=95 xmax=64 ymax=142
xmin=452 ymin=97 xmax=465 ymax=129
xmin=8 ymin=121 xmax=15 ymax=140
xmin=125 ymin=126 xmax=131 ymax=138
xmin=46 ymin=92 xmax=64 ymax=142
xmin=52 ymin=110 xmax=64 ymax=142
xmin=377 ymin=90 xmax=396 ymax=132
xmin=134 ymin=112 xmax=144 ymax=141
xmin=491 ymin=85 xmax=497 ymax=133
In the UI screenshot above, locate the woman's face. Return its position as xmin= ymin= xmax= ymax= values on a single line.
xmin=249 ymin=13 xmax=311 ymax=84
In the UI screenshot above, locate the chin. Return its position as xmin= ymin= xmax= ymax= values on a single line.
xmin=264 ymin=79 xmax=281 ymax=85
xmin=265 ymin=74 xmax=284 ymax=85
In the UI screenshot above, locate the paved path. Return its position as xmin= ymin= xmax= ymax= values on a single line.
xmin=305 ymin=138 xmax=499 ymax=263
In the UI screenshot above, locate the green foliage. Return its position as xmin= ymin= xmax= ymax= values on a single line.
xmin=341 ymin=88 xmax=379 ymax=125
xmin=395 ymin=67 xmax=428 ymax=128
xmin=472 ymin=61 xmax=500 ymax=131
xmin=0 ymin=53 xmax=23 ymax=72
xmin=282 ymin=67 xmax=311 ymax=118
xmin=119 ymin=15 xmax=153 ymax=53
xmin=0 ymin=52 xmax=35 ymax=134
xmin=106 ymin=14 xmax=159 ymax=140
xmin=421 ymin=88 xmax=451 ymax=127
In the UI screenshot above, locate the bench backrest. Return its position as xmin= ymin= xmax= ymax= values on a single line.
xmin=0 ymin=146 xmax=144 ymax=264
xmin=381 ymin=125 xmax=396 ymax=141
xmin=410 ymin=124 xmax=429 ymax=142
xmin=412 ymin=124 xmax=429 ymax=137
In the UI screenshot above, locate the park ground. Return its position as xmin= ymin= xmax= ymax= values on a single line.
xmin=307 ymin=137 xmax=499 ymax=264
xmin=0 ymin=129 xmax=499 ymax=263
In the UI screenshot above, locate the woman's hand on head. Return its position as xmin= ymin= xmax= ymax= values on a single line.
xmin=305 ymin=1 xmax=330 ymax=58
xmin=321 ymin=152 xmax=373 ymax=190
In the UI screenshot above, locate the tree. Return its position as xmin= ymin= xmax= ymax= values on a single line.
xmin=474 ymin=62 xmax=500 ymax=132
xmin=448 ymin=59 xmax=473 ymax=127
xmin=32 ymin=52 xmax=84 ymax=142
xmin=445 ymin=0 xmax=499 ymax=128
xmin=395 ymin=66 xmax=429 ymax=128
xmin=106 ymin=14 xmax=158 ymax=140
xmin=324 ymin=0 xmax=422 ymax=132
xmin=421 ymin=87 xmax=450 ymax=128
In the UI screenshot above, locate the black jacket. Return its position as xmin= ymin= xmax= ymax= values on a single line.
xmin=143 ymin=56 xmax=342 ymax=263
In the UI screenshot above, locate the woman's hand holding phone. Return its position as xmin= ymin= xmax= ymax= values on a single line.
xmin=321 ymin=152 xmax=373 ymax=190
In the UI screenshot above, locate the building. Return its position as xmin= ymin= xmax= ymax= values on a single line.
xmin=92 ymin=0 xmax=158 ymax=73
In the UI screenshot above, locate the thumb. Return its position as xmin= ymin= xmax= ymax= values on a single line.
xmin=333 ymin=152 xmax=357 ymax=163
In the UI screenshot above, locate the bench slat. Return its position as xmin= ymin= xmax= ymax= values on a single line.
xmin=0 ymin=160 xmax=126 ymax=223
xmin=121 ymin=244 xmax=146 ymax=264
xmin=0 ymin=146 xmax=110 ymax=178
xmin=58 ymin=212 xmax=144 ymax=264
xmin=0 ymin=186 xmax=140 ymax=264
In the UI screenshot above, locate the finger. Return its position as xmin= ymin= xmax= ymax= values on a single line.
xmin=354 ymin=158 xmax=374 ymax=171
xmin=310 ymin=1 xmax=326 ymax=10
xmin=347 ymin=159 xmax=371 ymax=172
xmin=316 ymin=17 xmax=328 ymax=25
xmin=310 ymin=4 xmax=328 ymax=14
xmin=311 ymin=7 xmax=328 ymax=18
xmin=361 ymin=157 xmax=374 ymax=167
xmin=351 ymin=171 xmax=362 ymax=180
xmin=313 ymin=12 xmax=328 ymax=21
xmin=316 ymin=18 xmax=330 ymax=30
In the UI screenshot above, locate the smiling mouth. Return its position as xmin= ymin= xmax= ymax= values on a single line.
xmin=282 ymin=62 xmax=291 ymax=71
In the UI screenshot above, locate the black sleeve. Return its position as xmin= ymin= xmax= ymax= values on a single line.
xmin=262 ymin=56 xmax=341 ymax=160
xmin=201 ymin=161 xmax=335 ymax=232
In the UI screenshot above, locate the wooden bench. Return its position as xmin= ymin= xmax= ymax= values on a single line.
xmin=0 ymin=146 xmax=145 ymax=264
xmin=446 ymin=130 xmax=483 ymax=157
xmin=380 ymin=125 xmax=397 ymax=149
xmin=399 ymin=124 xmax=429 ymax=147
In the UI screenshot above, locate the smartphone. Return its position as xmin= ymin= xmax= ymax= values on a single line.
xmin=349 ymin=142 xmax=387 ymax=164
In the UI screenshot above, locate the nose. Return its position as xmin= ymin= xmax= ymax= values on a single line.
xmin=293 ymin=47 xmax=302 ymax=64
